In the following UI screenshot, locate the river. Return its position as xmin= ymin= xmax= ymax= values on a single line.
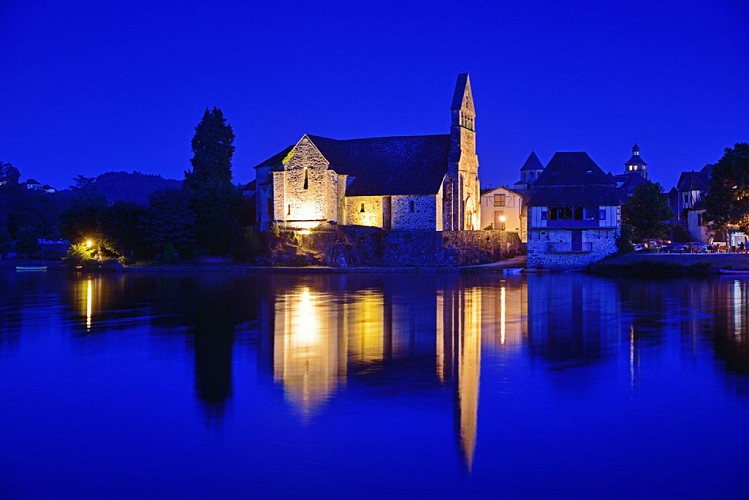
xmin=1 ymin=271 xmax=748 ymax=498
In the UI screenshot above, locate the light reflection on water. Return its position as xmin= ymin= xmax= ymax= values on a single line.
xmin=1 ymin=271 xmax=749 ymax=497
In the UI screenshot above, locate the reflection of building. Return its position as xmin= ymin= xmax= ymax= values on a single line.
xmin=264 ymin=275 xmax=523 ymax=470
xmin=526 ymin=274 xmax=621 ymax=366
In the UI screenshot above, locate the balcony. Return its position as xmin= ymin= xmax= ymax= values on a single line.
xmin=547 ymin=242 xmax=593 ymax=253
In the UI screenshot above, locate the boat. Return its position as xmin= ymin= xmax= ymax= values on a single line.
xmin=719 ymin=268 xmax=749 ymax=275
xmin=15 ymin=266 xmax=48 ymax=272
xmin=502 ymin=267 xmax=524 ymax=275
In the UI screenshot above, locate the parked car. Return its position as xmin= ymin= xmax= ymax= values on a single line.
xmin=664 ymin=243 xmax=687 ymax=254
xmin=633 ymin=243 xmax=645 ymax=252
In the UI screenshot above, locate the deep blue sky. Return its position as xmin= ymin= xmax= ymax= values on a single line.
xmin=1 ymin=0 xmax=747 ymax=191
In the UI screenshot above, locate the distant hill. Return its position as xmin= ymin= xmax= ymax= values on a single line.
xmin=76 ymin=171 xmax=182 ymax=205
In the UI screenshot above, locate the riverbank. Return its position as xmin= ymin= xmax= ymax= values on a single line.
xmin=588 ymin=252 xmax=749 ymax=277
xmin=1 ymin=255 xmax=528 ymax=274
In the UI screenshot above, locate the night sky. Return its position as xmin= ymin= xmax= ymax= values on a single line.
xmin=1 ymin=0 xmax=747 ymax=191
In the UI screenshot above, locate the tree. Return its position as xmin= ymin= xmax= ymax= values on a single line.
xmin=183 ymin=107 xmax=241 ymax=255
xmin=622 ymin=181 xmax=673 ymax=242
xmin=704 ymin=143 xmax=749 ymax=234
xmin=15 ymin=225 xmax=40 ymax=258
xmin=184 ymin=107 xmax=235 ymax=189
xmin=143 ymin=189 xmax=196 ymax=257
xmin=59 ymin=191 xmax=108 ymax=244
xmin=101 ymin=201 xmax=148 ymax=260
xmin=0 ymin=162 xmax=20 ymax=185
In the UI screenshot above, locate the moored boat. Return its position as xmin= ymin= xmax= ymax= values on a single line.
xmin=15 ymin=266 xmax=48 ymax=272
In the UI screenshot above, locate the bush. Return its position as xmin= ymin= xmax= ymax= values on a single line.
xmin=64 ymin=242 xmax=96 ymax=267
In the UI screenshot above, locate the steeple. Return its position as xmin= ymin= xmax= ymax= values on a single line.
xmin=624 ymin=143 xmax=648 ymax=179
xmin=444 ymin=73 xmax=480 ymax=231
xmin=450 ymin=73 xmax=476 ymax=133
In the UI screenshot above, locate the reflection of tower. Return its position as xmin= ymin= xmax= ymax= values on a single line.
xmin=440 ymin=284 xmax=482 ymax=471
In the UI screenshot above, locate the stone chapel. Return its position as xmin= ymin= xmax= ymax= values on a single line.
xmin=254 ymin=74 xmax=480 ymax=232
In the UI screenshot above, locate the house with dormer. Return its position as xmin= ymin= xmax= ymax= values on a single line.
xmin=253 ymin=74 xmax=480 ymax=232
xmin=527 ymin=152 xmax=622 ymax=270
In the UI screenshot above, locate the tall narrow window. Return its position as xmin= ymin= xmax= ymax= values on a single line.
xmin=360 ymin=203 xmax=365 ymax=213
xmin=409 ymin=200 xmax=415 ymax=213
xmin=287 ymin=204 xmax=291 ymax=216
xmin=303 ymin=168 xmax=309 ymax=190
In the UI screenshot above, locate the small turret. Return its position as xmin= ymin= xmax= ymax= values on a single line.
xmin=624 ymin=144 xmax=648 ymax=179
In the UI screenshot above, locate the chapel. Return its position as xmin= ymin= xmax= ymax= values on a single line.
xmin=254 ymin=74 xmax=480 ymax=231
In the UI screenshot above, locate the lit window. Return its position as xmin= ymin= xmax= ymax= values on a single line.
xmin=494 ymin=194 xmax=506 ymax=207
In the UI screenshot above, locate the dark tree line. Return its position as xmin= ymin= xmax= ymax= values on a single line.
xmin=1 ymin=107 xmax=261 ymax=263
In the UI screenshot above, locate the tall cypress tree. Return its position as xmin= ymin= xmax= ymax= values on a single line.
xmin=184 ymin=107 xmax=241 ymax=255
xmin=185 ymin=107 xmax=235 ymax=188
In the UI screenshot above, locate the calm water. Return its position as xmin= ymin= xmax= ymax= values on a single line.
xmin=1 ymin=270 xmax=749 ymax=498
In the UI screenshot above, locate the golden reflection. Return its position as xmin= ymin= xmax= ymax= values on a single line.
xmin=274 ymin=286 xmax=345 ymax=415
xmin=457 ymin=287 xmax=481 ymax=471
xmin=347 ymin=290 xmax=384 ymax=363
xmin=500 ymin=286 xmax=506 ymax=345
xmin=86 ymin=279 xmax=93 ymax=331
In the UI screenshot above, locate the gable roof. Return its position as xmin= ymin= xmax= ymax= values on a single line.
xmin=306 ymin=134 xmax=451 ymax=196
xmin=677 ymin=171 xmax=710 ymax=192
xmin=530 ymin=152 xmax=621 ymax=206
xmin=252 ymin=145 xmax=294 ymax=170
xmin=520 ymin=151 xmax=544 ymax=171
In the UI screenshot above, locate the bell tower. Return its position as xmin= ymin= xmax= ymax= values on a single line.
xmin=444 ymin=73 xmax=480 ymax=231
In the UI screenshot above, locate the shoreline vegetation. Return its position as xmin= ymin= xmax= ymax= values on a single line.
xmin=587 ymin=252 xmax=749 ymax=277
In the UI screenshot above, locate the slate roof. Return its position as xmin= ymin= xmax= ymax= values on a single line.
xmin=520 ymin=151 xmax=543 ymax=171
xmin=677 ymin=171 xmax=710 ymax=192
xmin=625 ymin=154 xmax=647 ymax=167
xmin=451 ymin=73 xmax=470 ymax=110
xmin=298 ymin=134 xmax=451 ymax=196
xmin=252 ymin=145 xmax=294 ymax=170
xmin=530 ymin=152 xmax=621 ymax=206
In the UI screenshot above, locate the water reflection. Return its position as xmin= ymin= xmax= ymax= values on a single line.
xmin=22 ymin=271 xmax=749 ymax=472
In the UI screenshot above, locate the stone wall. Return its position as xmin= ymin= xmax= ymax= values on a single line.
xmin=345 ymin=195 xmax=383 ymax=227
xmin=274 ymin=136 xmax=341 ymax=226
xmin=527 ymin=228 xmax=617 ymax=270
xmin=391 ymin=195 xmax=439 ymax=230
xmin=265 ymin=227 xmax=523 ymax=268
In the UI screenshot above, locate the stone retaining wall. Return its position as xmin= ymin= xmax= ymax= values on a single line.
xmin=264 ymin=227 xmax=523 ymax=267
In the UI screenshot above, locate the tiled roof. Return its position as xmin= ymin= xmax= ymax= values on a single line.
xmin=530 ymin=152 xmax=621 ymax=206
xmin=677 ymin=171 xmax=709 ymax=192
xmin=625 ymin=154 xmax=647 ymax=167
xmin=520 ymin=151 xmax=543 ymax=171
xmin=307 ymin=134 xmax=450 ymax=196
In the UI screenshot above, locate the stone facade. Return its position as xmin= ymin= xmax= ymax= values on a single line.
xmin=527 ymin=152 xmax=622 ymax=271
xmin=527 ymin=227 xmax=618 ymax=270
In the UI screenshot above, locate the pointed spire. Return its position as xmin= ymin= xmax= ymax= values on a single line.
xmin=450 ymin=73 xmax=474 ymax=114
xmin=520 ymin=151 xmax=544 ymax=171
